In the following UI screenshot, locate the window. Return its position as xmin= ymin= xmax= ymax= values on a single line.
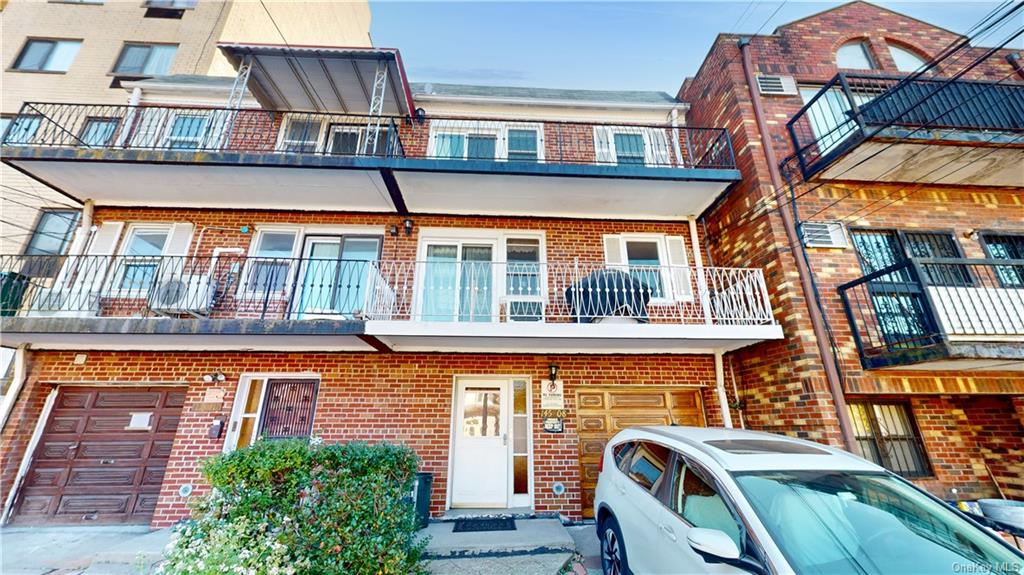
xmin=669 ymin=458 xmax=742 ymax=547
xmin=852 ymin=229 xmax=971 ymax=287
xmin=836 ymin=41 xmax=876 ymax=69
xmin=79 ymin=117 xmax=119 ymax=146
xmin=613 ymin=133 xmax=645 ymax=165
xmin=421 ymin=243 xmax=494 ymax=322
xmin=612 ymin=441 xmax=636 ymax=472
xmin=848 ymin=401 xmax=931 ymax=478
xmin=623 ymin=441 xmax=671 ymax=493
xmin=594 ymin=127 xmax=670 ymax=167
xmin=327 ymin=125 xmax=389 ymax=156
xmin=117 ymin=226 xmax=170 ymax=291
xmin=507 ymin=129 xmax=538 ymax=161
xmin=462 ymin=387 xmax=501 ymax=437
xmin=511 ymin=379 xmax=529 ymax=495
xmin=247 ymin=230 xmax=297 ymax=293
xmin=12 ymin=39 xmax=81 ymax=72
xmin=889 ymin=45 xmax=928 ymax=73
xmin=603 ymin=234 xmax=691 ymax=304
xmin=280 ymin=118 xmax=321 ymax=153
xmin=20 ymin=210 xmax=81 ymax=278
xmin=981 ymin=233 xmax=1024 ymax=288
xmin=227 ymin=377 xmax=319 ymax=451
xmin=1 ymin=115 xmax=42 ymax=145
xmin=166 ymin=114 xmax=208 ymax=149
xmin=505 ymin=238 xmax=542 ymax=321
xmin=432 ymin=133 xmax=497 ymax=160
xmin=295 ymin=235 xmax=382 ymax=319
xmin=113 ymin=43 xmax=177 ymax=76
xmin=625 ymin=240 xmax=665 ymax=299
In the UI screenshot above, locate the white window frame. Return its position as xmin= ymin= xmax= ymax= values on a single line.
xmin=110 ymin=223 xmax=172 ymax=296
xmin=594 ymin=126 xmax=670 ymax=167
xmin=276 ymin=115 xmax=326 ymax=153
xmin=223 ymin=373 xmax=321 ymax=453
xmin=414 ymin=228 xmax=547 ymax=323
xmin=325 ymin=123 xmax=390 ymax=155
xmin=604 ymin=233 xmax=692 ymax=303
xmin=426 ymin=120 xmax=545 ymax=162
xmin=163 ymin=111 xmax=211 ymax=149
xmin=239 ymin=226 xmax=301 ymax=298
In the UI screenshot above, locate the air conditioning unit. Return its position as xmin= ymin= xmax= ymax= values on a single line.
xmin=756 ymin=75 xmax=798 ymax=96
xmin=148 ymin=275 xmax=214 ymax=316
xmin=802 ymin=221 xmax=848 ymax=248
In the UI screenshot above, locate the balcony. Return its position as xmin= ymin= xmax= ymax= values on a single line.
xmin=1 ymin=103 xmax=739 ymax=220
xmin=838 ymin=257 xmax=1024 ymax=371
xmin=0 ymin=254 xmax=781 ymax=353
xmin=787 ymin=73 xmax=1024 ymax=185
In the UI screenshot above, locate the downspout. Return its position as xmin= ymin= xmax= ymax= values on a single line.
xmin=737 ymin=37 xmax=858 ymax=453
xmin=714 ymin=351 xmax=733 ymax=428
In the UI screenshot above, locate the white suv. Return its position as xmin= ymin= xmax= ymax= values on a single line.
xmin=594 ymin=426 xmax=1024 ymax=575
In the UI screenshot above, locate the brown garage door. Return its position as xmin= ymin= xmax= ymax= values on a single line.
xmin=576 ymin=386 xmax=705 ymax=518
xmin=10 ymin=386 xmax=186 ymax=525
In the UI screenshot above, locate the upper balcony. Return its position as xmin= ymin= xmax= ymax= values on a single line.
xmin=0 ymin=253 xmax=780 ymax=354
xmin=0 ymin=102 xmax=739 ymax=220
xmin=838 ymin=257 xmax=1024 ymax=371
xmin=787 ymin=73 xmax=1024 ymax=186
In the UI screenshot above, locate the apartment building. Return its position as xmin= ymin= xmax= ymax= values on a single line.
xmin=0 ymin=43 xmax=782 ymax=526
xmin=682 ymin=2 xmax=1023 ymax=502
xmin=0 ymin=0 xmax=372 ymax=256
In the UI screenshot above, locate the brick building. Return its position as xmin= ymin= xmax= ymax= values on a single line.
xmin=0 ymin=44 xmax=782 ymax=526
xmin=681 ymin=1 xmax=1024 ymax=502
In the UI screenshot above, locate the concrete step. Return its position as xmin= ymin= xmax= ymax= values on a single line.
xmin=420 ymin=518 xmax=575 ymax=559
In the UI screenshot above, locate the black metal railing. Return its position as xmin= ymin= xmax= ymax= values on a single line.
xmin=838 ymin=257 xmax=1024 ymax=365
xmin=1 ymin=102 xmax=737 ymax=170
xmin=0 ymin=254 xmax=775 ymax=325
xmin=787 ymin=73 xmax=1024 ymax=179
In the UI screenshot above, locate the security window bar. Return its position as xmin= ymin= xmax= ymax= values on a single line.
xmin=281 ymin=119 xmax=321 ymax=153
xmin=13 ymin=39 xmax=81 ymax=72
xmin=113 ymin=43 xmax=177 ymax=76
xmin=848 ymin=402 xmax=931 ymax=478
xmin=981 ymin=233 xmax=1024 ymax=288
xmin=166 ymin=114 xmax=208 ymax=149
xmin=258 ymin=379 xmax=318 ymax=439
xmin=902 ymin=232 xmax=972 ymax=288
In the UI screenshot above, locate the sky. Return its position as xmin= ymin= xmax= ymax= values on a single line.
xmin=370 ymin=1 xmax=1019 ymax=93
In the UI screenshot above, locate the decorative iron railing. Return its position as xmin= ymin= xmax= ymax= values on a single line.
xmin=838 ymin=257 xmax=1024 ymax=363
xmin=0 ymin=102 xmax=737 ymax=170
xmin=0 ymin=254 xmax=775 ymax=326
xmin=787 ymin=73 xmax=1024 ymax=179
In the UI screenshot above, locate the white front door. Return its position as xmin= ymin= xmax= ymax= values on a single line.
xmin=451 ymin=379 xmax=509 ymax=508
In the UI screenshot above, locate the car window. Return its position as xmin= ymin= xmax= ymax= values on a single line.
xmin=624 ymin=441 xmax=671 ymax=493
xmin=612 ymin=441 xmax=636 ymax=472
xmin=671 ymin=458 xmax=742 ymax=548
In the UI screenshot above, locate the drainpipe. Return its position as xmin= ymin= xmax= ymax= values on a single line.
xmin=67 ymin=199 xmax=94 ymax=256
xmin=737 ymin=37 xmax=858 ymax=453
xmin=0 ymin=345 xmax=29 ymax=431
xmin=714 ymin=351 xmax=733 ymax=428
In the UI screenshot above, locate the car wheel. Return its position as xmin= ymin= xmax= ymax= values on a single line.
xmin=600 ymin=515 xmax=629 ymax=575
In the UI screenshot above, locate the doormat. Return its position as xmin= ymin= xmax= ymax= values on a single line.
xmin=451 ymin=517 xmax=517 ymax=533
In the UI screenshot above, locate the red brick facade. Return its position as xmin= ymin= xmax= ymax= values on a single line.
xmin=684 ymin=1 xmax=1023 ymax=501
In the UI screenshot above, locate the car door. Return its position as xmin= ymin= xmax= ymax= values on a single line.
xmin=613 ymin=440 xmax=673 ymax=574
xmin=651 ymin=453 xmax=752 ymax=574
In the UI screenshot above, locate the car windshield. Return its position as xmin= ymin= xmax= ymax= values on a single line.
xmin=732 ymin=470 xmax=1024 ymax=575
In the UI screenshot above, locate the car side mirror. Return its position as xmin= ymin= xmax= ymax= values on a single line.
xmin=687 ymin=528 xmax=741 ymax=560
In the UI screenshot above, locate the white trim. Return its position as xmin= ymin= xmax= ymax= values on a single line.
xmin=1 ymin=388 xmax=58 ymax=525
xmin=427 ymin=120 xmax=546 ymax=162
xmin=223 ymin=372 xmax=322 ymax=453
xmin=605 ymin=232 xmax=684 ymax=304
xmin=109 ymin=223 xmax=173 ymax=297
xmin=239 ymin=226 xmax=301 ymax=297
xmin=276 ymin=115 xmax=327 ymax=153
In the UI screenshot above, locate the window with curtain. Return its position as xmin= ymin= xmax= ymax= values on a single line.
xmin=981 ymin=233 xmax=1024 ymax=287
xmin=613 ymin=132 xmax=645 ymax=164
xmin=13 ymin=39 xmax=81 ymax=72
xmin=467 ymin=135 xmax=497 ymax=160
xmin=836 ymin=41 xmax=876 ymax=69
xmin=888 ymin=45 xmax=928 ymax=72
xmin=433 ymin=133 xmax=465 ymax=158
xmin=848 ymin=402 xmax=931 ymax=478
xmin=79 ymin=118 xmax=119 ymax=147
xmin=420 ymin=244 xmax=493 ymax=322
xmin=506 ymin=238 xmax=542 ymax=321
xmin=508 ymin=129 xmax=538 ymax=161
xmin=113 ymin=43 xmax=177 ymax=75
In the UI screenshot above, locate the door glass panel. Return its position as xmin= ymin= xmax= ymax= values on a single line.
xmin=237 ymin=418 xmax=257 ymax=448
xmin=462 ymin=388 xmax=501 ymax=437
xmin=459 ymin=246 xmax=493 ymax=322
xmin=422 ymin=245 xmax=458 ymax=321
xmin=435 ymin=133 xmax=465 ymax=158
xmin=513 ymin=417 xmax=527 ymax=452
xmin=513 ymin=380 xmax=527 ymax=414
xmin=337 ymin=238 xmax=381 ymax=316
xmin=298 ymin=241 xmax=340 ymax=316
xmin=329 ymin=129 xmax=360 ymax=155
xmin=513 ymin=456 xmax=528 ymax=494
xmin=626 ymin=240 xmax=664 ymax=298
xmin=507 ymin=239 xmax=542 ymax=321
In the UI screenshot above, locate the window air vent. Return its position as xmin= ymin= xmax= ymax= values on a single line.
xmin=802 ymin=221 xmax=848 ymax=248
xmin=756 ymin=75 xmax=798 ymax=96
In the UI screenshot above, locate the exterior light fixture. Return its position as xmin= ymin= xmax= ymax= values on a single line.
xmin=403 ymin=219 xmax=414 ymax=236
xmin=202 ymin=371 xmax=226 ymax=383
xmin=389 ymin=224 xmax=399 ymax=237
xmin=549 ymin=364 xmax=559 ymax=381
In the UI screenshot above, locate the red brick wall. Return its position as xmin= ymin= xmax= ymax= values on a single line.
xmin=683 ymin=0 xmax=1023 ymax=499
xmin=2 ymin=350 xmax=725 ymax=528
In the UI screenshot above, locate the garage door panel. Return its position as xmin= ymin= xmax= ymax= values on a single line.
xmin=575 ymin=387 xmax=705 ymax=519
xmin=94 ymin=391 xmax=161 ymax=409
xmin=46 ymin=415 xmax=84 ymax=435
xmin=66 ymin=467 xmax=141 ymax=487
xmin=56 ymin=494 xmax=131 ymax=516
xmin=11 ymin=386 xmax=186 ymax=525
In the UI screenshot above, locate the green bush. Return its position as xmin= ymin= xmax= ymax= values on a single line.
xmin=160 ymin=439 xmax=428 ymax=575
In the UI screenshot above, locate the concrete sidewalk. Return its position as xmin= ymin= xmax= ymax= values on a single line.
xmin=420 ymin=518 xmax=578 ymax=575
xmin=0 ymin=525 xmax=171 ymax=575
